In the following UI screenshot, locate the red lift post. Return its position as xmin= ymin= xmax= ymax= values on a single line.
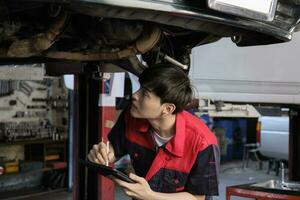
xmin=98 ymin=73 xmax=123 ymax=200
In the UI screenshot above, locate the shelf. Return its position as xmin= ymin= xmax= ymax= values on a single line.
xmin=0 ymin=166 xmax=67 ymax=178
xmin=0 ymin=139 xmax=67 ymax=146
xmin=0 ymin=187 xmax=68 ymax=200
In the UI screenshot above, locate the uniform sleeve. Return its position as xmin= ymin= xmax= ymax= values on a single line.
xmin=107 ymin=111 xmax=127 ymax=158
xmin=185 ymin=144 xmax=220 ymax=196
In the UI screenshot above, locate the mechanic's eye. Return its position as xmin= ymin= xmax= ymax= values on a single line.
xmin=140 ymin=87 xmax=150 ymax=98
xmin=140 ymin=89 xmax=148 ymax=97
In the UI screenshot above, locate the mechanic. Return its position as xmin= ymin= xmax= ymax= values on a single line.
xmin=88 ymin=64 xmax=219 ymax=200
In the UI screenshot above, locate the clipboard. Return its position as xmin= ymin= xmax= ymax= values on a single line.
xmin=80 ymin=160 xmax=135 ymax=183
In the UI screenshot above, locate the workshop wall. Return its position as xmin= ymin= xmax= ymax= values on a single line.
xmin=0 ymin=77 xmax=69 ymax=194
xmin=0 ymin=79 xmax=68 ymax=144
xmin=190 ymin=33 xmax=300 ymax=104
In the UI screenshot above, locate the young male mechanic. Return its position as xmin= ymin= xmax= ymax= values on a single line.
xmin=88 ymin=64 xmax=220 ymax=200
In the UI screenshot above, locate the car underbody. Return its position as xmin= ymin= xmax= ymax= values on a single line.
xmin=0 ymin=0 xmax=299 ymax=73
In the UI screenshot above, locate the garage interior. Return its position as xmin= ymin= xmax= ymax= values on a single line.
xmin=0 ymin=56 xmax=299 ymax=200
xmin=0 ymin=1 xmax=299 ymax=200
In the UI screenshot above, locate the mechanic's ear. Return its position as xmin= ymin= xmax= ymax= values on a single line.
xmin=162 ymin=103 xmax=176 ymax=115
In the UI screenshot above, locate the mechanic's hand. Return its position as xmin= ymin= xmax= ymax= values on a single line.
xmin=115 ymin=173 xmax=154 ymax=200
xmin=87 ymin=141 xmax=116 ymax=165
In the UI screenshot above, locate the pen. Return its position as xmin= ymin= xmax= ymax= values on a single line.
xmin=106 ymin=140 xmax=109 ymax=166
xmin=101 ymin=137 xmax=109 ymax=166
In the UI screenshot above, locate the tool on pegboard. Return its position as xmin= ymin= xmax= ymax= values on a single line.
xmin=27 ymin=105 xmax=47 ymax=109
xmin=16 ymin=97 xmax=26 ymax=107
xmin=19 ymin=81 xmax=32 ymax=97
xmin=0 ymin=80 xmax=14 ymax=97
xmin=9 ymin=100 xmax=17 ymax=106
xmin=21 ymin=82 xmax=33 ymax=93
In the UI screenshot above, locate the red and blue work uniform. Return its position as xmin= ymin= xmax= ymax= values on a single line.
xmin=108 ymin=109 xmax=220 ymax=198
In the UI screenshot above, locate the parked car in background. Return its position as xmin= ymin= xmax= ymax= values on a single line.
xmin=258 ymin=116 xmax=289 ymax=161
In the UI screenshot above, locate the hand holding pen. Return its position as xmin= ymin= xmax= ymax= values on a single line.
xmin=102 ymin=137 xmax=110 ymax=166
xmin=87 ymin=137 xmax=116 ymax=166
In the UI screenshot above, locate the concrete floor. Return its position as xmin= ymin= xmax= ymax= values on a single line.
xmin=7 ymin=160 xmax=279 ymax=200
xmin=215 ymin=161 xmax=277 ymax=200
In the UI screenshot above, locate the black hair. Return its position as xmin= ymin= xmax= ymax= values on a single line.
xmin=139 ymin=64 xmax=193 ymax=114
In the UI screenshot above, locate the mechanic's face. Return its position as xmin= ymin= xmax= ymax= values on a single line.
xmin=130 ymin=86 xmax=165 ymax=119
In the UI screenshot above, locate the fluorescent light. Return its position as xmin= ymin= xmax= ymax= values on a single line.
xmin=208 ymin=0 xmax=277 ymax=21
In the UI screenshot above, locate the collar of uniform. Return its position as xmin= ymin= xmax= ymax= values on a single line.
xmin=135 ymin=118 xmax=150 ymax=133
xmin=165 ymin=112 xmax=186 ymax=158
xmin=134 ymin=112 xmax=186 ymax=157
